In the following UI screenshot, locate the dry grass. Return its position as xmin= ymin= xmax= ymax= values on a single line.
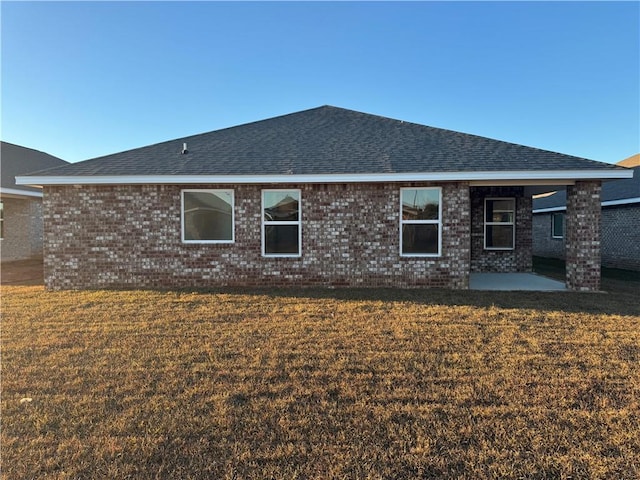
xmin=2 ymin=285 xmax=639 ymax=479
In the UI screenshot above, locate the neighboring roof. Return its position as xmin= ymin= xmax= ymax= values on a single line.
xmin=16 ymin=106 xmax=631 ymax=186
xmin=184 ymin=191 xmax=232 ymax=215
xmin=533 ymin=166 xmax=639 ymax=212
xmin=618 ymin=154 xmax=640 ymax=168
xmin=1 ymin=141 xmax=68 ymax=196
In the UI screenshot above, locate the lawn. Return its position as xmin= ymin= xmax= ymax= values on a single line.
xmin=2 ymin=285 xmax=639 ymax=479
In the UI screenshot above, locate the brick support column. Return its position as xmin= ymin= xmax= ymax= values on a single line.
xmin=565 ymin=181 xmax=601 ymax=291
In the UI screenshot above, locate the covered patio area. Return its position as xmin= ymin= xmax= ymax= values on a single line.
xmin=469 ymin=180 xmax=605 ymax=292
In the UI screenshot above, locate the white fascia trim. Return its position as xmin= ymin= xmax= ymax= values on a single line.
xmin=532 ymin=206 xmax=567 ymax=214
xmin=0 ymin=187 xmax=43 ymax=198
xmin=15 ymin=169 xmax=634 ymax=186
xmin=533 ymin=197 xmax=640 ymax=214
xmin=602 ymin=197 xmax=640 ymax=207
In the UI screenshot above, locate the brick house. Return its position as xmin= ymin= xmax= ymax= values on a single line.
xmin=16 ymin=106 xmax=632 ymax=291
xmin=1 ymin=141 xmax=68 ymax=261
xmin=533 ymin=159 xmax=639 ymax=271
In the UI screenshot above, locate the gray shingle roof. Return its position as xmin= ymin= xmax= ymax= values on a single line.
xmin=18 ymin=106 xmax=625 ymax=178
xmin=1 ymin=141 xmax=68 ymax=193
xmin=533 ymin=166 xmax=639 ymax=210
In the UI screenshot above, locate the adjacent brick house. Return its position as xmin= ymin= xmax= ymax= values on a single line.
xmin=16 ymin=106 xmax=632 ymax=291
xmin=533 ymin=161 xmax=639 ymax=272
xmin=1 ymin=142 xmax=68 ymax=261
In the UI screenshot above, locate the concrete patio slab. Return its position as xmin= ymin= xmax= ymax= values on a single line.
xmin=469 ymin=273 xmax=567 ymax=291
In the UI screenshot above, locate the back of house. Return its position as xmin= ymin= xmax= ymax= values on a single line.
xmin=15 ymin=106 xmax=633 ymax=291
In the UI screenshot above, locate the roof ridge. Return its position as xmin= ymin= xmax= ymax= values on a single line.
xmin=64 ymin=106 xmax=336 ymax=165
xmin=17 ymin=106 xmax=631 ymax=180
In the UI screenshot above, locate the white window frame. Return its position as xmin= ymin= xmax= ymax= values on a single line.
xmin=181 ymin=189 xmax=235 ymax=244
xmin=552 ymin=212 xmax=564 ymax=239
xmin=0 ymin=200 xmax=3 ymax=240
xmin=484 ymin=197 xmax=515 ymax=250
xmin=261 ymin=189 xmax=302 ymax=258
xmin=399 ymin=187 xmax=442 ymax=257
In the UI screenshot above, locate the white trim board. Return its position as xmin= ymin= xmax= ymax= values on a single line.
xmin=15 ymin=169 xmax=634 ymax=187
xmin=533 ymin=197 xmax=640 ymax=214
xmin=0 ymin=187 xmax=43 ymax=198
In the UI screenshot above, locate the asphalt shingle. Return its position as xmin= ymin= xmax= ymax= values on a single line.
xmin=20 ymin=106 xmax=624 ymax=178
xmin=1 ymin=142 xmax=68 ymax=192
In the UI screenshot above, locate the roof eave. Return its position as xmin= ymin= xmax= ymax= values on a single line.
xmin=0 ymin=186 xmax=44 ymax=198
xmin=533 ymin=197 xmax=640 ymax=213
xmin=15 ymin=169 xmax=633 ymax=187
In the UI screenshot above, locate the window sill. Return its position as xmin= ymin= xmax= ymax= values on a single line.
xmin=182 ymin=240 xmax=234 ymax=244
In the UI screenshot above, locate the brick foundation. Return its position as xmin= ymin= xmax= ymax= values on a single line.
xmin=566 ymin=181 xmax=601 ymax=291
xmin=43 ymin=183 xmax=471 ymax=290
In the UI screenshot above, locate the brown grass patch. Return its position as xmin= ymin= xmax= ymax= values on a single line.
xmin=2 ymin=286 xmax=639 ymax=479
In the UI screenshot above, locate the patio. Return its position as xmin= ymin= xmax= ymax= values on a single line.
xmin=469 ymin=272 xmax=567 ymax=291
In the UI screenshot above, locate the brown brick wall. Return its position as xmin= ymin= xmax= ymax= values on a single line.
xmin=1 ymin=197 xmax=43 ymax=261
xmin=532 ymin=212 xmax=565 ymax=260
xmin=470 ymin=187 xmax=532 ymax=273
xmin=533 ymin=205 xmax=640 ymax=272
xmin=43 ymin=182 xmax=471 ymax=290
xmin=566 ymin=181 xmax=601 ymax=291
xmin=601 ymin=205 xmax=640 ymax=271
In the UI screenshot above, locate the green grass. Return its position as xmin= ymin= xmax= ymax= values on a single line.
xmin=2 ymin=286 xmax=639 ymax=479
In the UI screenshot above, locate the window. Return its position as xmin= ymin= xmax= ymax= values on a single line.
xmin=484 ymin=198 xmax=515 ymax=250
xmin=0 ymin=201 xmax=3 ymax=239
xmin=262 ymin=189 xmax=301 ymax=257
xmin=181 ymin=190 xmax=234 ymax=243
xmin=400 ymin=187 xmax=441 ymax=256
xmin=552 ymin=213 xmax=564 ymax=239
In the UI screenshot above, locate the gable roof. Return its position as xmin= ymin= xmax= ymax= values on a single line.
xmin=533 ymin=165 xmax=639 ymax=211
xmin=1 ymin=141 xmax=68 ymax=196
xmin=16 ymin=106 xmax=631 ymax=186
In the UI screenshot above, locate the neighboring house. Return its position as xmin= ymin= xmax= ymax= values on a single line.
xmin=1 ymin=142 xmax=68 ymax=261
xmin=533 ymin=155 xmax=639 ymax=271
xmin=16 ymin=106 xmax=632 ymax=291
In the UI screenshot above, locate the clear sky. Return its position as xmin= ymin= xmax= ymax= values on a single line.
xmin=1 ymin=1 xmax=638 ymax=164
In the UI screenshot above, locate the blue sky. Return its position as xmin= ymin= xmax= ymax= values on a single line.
xmin=1 ymin=1 xmax=638 ymax=164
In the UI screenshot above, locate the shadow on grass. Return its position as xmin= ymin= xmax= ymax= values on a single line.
xmin=533 ymin=256 xmax=640 ymax=283
xmin=156 ymin=257 xmax=639 ymax=317
xmin=0 ymin=257 xmax=44 ymax=286
xmin=176 ymin=285 xmax=640 ymax=317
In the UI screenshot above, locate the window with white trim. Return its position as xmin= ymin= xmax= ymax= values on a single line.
xmin=484 ymin=198 xmax=515 ymax=250
xmin=181 ymin=190 xmax=234 ymax=243
xmin=552 ymin=213 xmax=564 ymax=239
xmin=262 ymin=189 xmax=301 ymax=257
xmin=0 ymin=201 xmax=3 ymax=239
xmin=400 ymin=187 xmax=441 ymax=256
